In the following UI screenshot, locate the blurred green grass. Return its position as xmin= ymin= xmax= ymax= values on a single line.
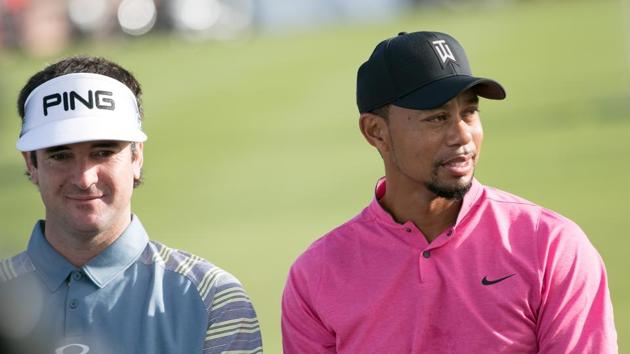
xmin=1 ymin=0 xmax=629 ymax=352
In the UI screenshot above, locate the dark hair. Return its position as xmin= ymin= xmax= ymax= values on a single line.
xmin=20 ymin=56 xmax=144 ymax=187
xmin=371 ymin=104 xmax=390 ymax=120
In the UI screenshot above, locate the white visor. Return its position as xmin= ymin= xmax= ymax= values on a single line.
xmin=17 ymin=72 xmax=147 ymax=151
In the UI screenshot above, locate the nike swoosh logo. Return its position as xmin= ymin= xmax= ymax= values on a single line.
xmin=481 ymin=274 xmax=516 ymax=286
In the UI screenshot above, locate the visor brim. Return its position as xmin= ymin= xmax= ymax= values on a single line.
xmin=16 ymin=116 xmax=147 ymax=152
xmin=393 ymin=75 xmax=506 ymax=110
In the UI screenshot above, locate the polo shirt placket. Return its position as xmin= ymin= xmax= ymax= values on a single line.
xmin=65 ymin=270 xmax=91 ymax=337
xmin=373 ymin=178 xmax=478 ymax=284
xmin=414 ymin=228 xmax=456 ymax=283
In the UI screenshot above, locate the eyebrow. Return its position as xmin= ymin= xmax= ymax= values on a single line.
xmin=44 ymin=145 xmax=70 ymax=154
xmin=91 ymin=141 xmax=123 ymax=149
xmin=43 ymin=141 xmax=123 ymax=154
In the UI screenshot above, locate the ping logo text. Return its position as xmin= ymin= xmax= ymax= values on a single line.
xmin=43 ymin=90 xmax=115 ymax=116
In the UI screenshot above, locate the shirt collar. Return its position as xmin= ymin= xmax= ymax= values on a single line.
xmin=82 ymin=215 xmax=149 ymax=288
xmin=455 ymin=178 xmax=483 ymax=225
xmin=27 ymin=221 xmax=77 ymax=292
xmin=368 ymin=177 xmax=483 ymax=229
xmin=26 ymin=215 xmax=149 ymax=291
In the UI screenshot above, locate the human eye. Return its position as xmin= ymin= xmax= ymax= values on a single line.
xmin=466 ymin=107 xmax=479 ymax=115
xmin=92 ymin=149 xmax=115 ymax=159
xmin=424 ymin=113 xmax=449 ymax=123
xmin=48 ymin=151 xmax=71 ymax=161
xmin=462 ymin=106 xmax=480 ymax=120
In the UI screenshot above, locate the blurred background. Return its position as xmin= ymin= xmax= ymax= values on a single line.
xmin=1 ymin=0 xmax=629 ymax=352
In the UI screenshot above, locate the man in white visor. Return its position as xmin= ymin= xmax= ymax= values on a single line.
xmin=0 ymin=56 xmax=262 ymax=354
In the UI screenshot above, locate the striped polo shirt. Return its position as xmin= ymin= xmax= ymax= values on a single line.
xmin=0 ymin=216 xmax=262 ymax=354
xmin=282 ymin=178 xmax=617 ymax=353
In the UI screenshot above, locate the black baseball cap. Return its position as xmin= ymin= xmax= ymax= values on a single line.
xmin=356 ymin=31 xmax=506 ymax=113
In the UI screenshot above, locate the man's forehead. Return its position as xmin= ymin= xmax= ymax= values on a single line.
xmin=42 ymin=140 xmax=129 ymax=152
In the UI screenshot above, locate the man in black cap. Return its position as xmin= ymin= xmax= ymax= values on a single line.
xmin=281 ymin=31 xmax=617 ymax=353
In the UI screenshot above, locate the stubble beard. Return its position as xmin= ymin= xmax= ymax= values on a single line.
xmin=390 ymin=156 xmax=474 ymax=200
xmin=425 ymin=164 xmax=473 ymax=200
xmin=425 ymin=178 xmax=472 ymax=200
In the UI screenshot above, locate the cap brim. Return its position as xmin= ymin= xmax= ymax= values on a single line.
xmin=16 ymin=116 xmax=147 ymax=152
xmin=393 ymin=75 xmax=506 ymax=110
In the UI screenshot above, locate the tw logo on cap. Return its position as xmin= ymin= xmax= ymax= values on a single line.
xmin=431 ymin=40 xmax=456 ymax=64
xmin=42 ymin=90 xmax=116 ymax=116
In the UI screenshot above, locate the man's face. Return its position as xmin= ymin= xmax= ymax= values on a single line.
xmin=23 ymin=141 xmax=143 ymax=236
xmin=373 ymin=90 xmax=483 ymax=198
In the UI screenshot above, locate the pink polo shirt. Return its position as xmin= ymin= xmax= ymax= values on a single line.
xmin=282 ymin=179 xmax=617 ymax=353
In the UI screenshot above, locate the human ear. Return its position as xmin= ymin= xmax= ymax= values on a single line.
xmin=132 ymin=142 xmax=144 ymax=180
xmin=359 ymin=113 xmax=390 ymax=154
xmin=22 ymin=151 xmax=38 ymax=185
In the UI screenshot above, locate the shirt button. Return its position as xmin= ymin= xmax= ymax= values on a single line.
xmin=72 ymin=272 xmax=82 ymax=281
xmin=69 ymin=299 xmax=79 ymax=309
xmin=405 ymin=227 xmax=412 ymax=233
xmin=422 ymin=250 xmax=431 ymax=258
xmin=446 ymin=230 xmax=453 ymax=236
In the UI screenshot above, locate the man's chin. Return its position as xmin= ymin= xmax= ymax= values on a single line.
xmin=426 ymin=176 xmax=473 ymax=200
xmin=69 ymin=223 xmax=103 ymax=236
xmin=65 ymin=213 xmax=107 ymax=235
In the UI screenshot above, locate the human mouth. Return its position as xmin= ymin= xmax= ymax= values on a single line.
xmin=66 ymin=195 xmax=103 ymax=202
xmin=440 ymin=154 xmax=474 ymax=176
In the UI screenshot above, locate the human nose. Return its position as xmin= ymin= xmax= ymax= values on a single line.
xmin=71 ymin=159 xmax=98 ymax=190
xmin=446 ymin=118 xmax=473 ymax=147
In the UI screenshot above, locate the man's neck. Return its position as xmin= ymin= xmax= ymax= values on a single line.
xmin=43 ymin=214 xmax=131 ymax=267
xmin=380 ymin=181 xmax=462 ymax=243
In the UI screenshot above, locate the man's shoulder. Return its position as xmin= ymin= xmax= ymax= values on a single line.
xmin=483 ymin=185 xmax=539 ymax=207
xmin=0 ymin=252 xmax=35 ymax=284
xmin=483 ymin=185 xmax=555 ymax=220
xmin=138 ymin=241 xmax=248 ymax=308
xmin=292 ymin=208 xmax=372 ymax=269
xmin=481 ymin=184 xmax=582 ymax=234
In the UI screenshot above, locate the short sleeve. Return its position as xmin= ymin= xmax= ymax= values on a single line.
xmin=535 ymin=212 xmax=618 ymax=353
xmin=282 ymin=250 xmax=337 ymax=354
xmin=202 ymin=271 xmax=262 ymax=354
